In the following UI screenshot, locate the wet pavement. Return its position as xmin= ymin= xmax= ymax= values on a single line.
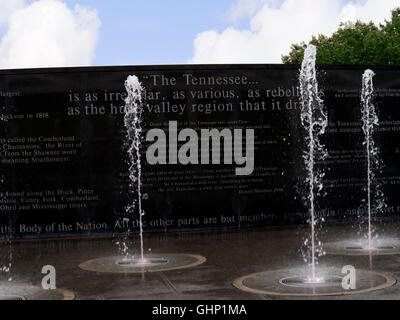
xmin=1 ymin=220 xmax=400 ymax=300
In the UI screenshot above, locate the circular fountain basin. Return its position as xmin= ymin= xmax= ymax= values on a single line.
xmin=323 ymin=240 xmax=400 ymax=256
xmin=233 ymin=267 xmax=395 ymax=297
xmin=0 ymin=283 xmax=74 ymax=300
xmin=79 ymin=253 xmax=206 ymax=273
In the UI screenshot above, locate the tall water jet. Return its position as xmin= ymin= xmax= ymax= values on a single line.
xmin=299 ymin=45 xmax=328 ymax=281
xmin=79 ymin=75 xmax=207 ymax=274
xmin=361 ymin=69 xmax=385 ymax=249
xmin=317 ymin=70 xmax=393 ymax=257
xmin=124 ymin=75 xmax=145 ymax=263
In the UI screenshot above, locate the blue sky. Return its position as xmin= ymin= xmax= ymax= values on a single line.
xmin=55 ymin=0 xmax=240 ymax=66
xmin=61 ymin=0 xmax=399 ymax=66
xmin=0 ymin=0 xmax=398 ymax=68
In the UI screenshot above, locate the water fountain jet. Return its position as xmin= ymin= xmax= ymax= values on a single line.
xmin=123 ymin=75 xmax=145 ymax=264
xmin=231 ymin=46 xmax=393 ymax=296
xmin=361 ymin=69 xmax=381 ymax=250
xmin=78 ymin=75 xmax=206 ymax=273
xmin=323 ymin=70 xmax=400 ymax=256
xmin=299 ymin=44 xmax=328 ymax=281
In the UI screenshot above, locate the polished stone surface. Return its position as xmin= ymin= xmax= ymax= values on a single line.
xmin=323 ymin=239 xmax=400 ymax=256
xmin=0 ymin=281 xmax=74 ymax=300
xmin=1 ymin=220 xmax=400 ymax=300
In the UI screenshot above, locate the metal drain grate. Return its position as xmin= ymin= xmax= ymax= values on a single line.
xmin=116 ymin=257 xmax=169 ymax=267
xmin=346 ymin=246 xmax=396 ymax=250
xmin=279 ymin=276 xmax=343 ymax=288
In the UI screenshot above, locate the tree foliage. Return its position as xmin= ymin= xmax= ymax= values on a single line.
xmin=282 ymin=8 xmax=400 ymax=65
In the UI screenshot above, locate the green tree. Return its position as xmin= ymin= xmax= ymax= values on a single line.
xmin=282 ymin=8 xmax=400 ymax=65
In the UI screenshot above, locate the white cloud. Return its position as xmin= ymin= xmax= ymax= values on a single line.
xmin=0 ymin=0 xmax=24 ymax=27
xmin=230 ymin=0 xmax=261 ymax=22
xmin=229 ymin=0 xmax=281 ymax=21
xmin=190 ymin=0 xmax=399 ymax=64
xmin=0 ymin=0 xmax=101 ymax=69
xmin=339 ymin=0 xmax=399 ymax=25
